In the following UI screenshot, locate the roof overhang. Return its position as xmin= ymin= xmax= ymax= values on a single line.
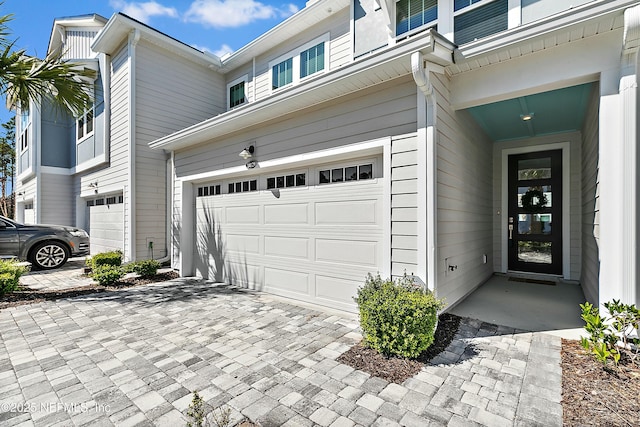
xmin=453 ymin=0 xmax=635 ymax=70
xmin=91 ymin=13 xmax=222 ymax=69
xmin=219 ymin=0 xmax=350 ymax=71
xmin=150 ymin=29 xmax=455 ymax=152
xmin=47 ymin=14 xmax=107 ymax=57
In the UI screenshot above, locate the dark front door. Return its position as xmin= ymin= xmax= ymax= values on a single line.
xmin=508 ymin=150 xmax=562 ymax=275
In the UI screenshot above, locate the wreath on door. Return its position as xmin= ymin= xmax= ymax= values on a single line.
xmin=521 ymin=188 xmax=548 ymax=213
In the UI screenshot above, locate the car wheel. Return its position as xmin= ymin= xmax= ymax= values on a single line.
xmin=30 ymin=241 xmax=69 ymax=270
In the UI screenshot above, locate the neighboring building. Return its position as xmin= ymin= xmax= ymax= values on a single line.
xmin=151 ymin=0 xmax=640 ymax=313
xmin=14 ymin=13 xmax=223 ymax=262
xmin=17 ymin=1 xmax=640 ymax=314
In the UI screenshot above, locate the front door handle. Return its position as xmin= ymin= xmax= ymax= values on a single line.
xmin=508 ymin=217 xmax=514 ymax=240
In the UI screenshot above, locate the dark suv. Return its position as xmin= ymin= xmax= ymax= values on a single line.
xmin=0 ymin=216 xmax=90 ymax=269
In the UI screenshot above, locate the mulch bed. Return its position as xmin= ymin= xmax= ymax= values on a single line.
xmin=561 ymin=339 xmax=640 ymax=426
xmin=0 ymin=271 xmax=179 ymax=310
xmin=337 ymin=313 xmax=461 ymax=383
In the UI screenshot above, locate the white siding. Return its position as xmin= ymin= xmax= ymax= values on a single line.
xmin=16 ymin=177 xmax=37 ymax=224
xmin=434 ymin=73 xmax=494 ymax=306
xmin=175 ymin=76 xmax=417 ymax=177
xmin=62 ymin=29 xmax=100 ymax=60
xmin=40 ymin=173 xmax=74 ymax=226
xmin=391 ymin=134 xmax=418 ymax=278
xmin=135 ymin=40 xmax=225 ymax=260
xmin=249 ymin=7 xmax=350 ymax=103
xmin=76 ymin=43 xmax=130 ymax=255
xmin=581 ymin=83 xmax=600 ymax=304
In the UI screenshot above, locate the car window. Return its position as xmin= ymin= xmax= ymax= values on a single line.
xmin=0 ymin=220 xmax=15 ymax=229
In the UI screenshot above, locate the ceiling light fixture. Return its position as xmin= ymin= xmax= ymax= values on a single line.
xmin=239 ymin=145 xmax=254 ymax=160
xmin=520 ymin=113 xmax=535 ymax=121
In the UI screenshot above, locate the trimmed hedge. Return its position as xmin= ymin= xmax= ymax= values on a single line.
xmin=92 ymin=264 xmax=124 ymax=286
xmin=88 ymin=250 xmax=122 ymax=269
xmin=0 ymin=260 xmax=29 ymax=295
xmin=124 ymin=259 xmax=160 ymax=277
xmin=355 ymin=274 xmax=445 ymax=358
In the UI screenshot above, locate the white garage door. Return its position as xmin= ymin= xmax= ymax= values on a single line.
xmin=86 ymin=195 xmax=124 ymax=254
xmin=23 ymin=203 xmax=34 ymax=224
xmin=195 ymin=160 xmax=384 ymax=312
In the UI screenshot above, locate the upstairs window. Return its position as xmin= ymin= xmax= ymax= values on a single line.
xmin=270 ymin=34 xmax=329 ymax=93
xmin=300 ymin=42 xmax=324 ymax=79
xmin=229 ymin=80 xmax=246 ymax=108
xmin=19 ymin=108 xmax=30 ymax=151
xmin=454 ymin=0 xmax=508 ymax=45
xmin=396 ymin=0 xmax=438 ymax=36
xmin=272 ymin=58 xmax=293 ymax=90
xmin=77 ymin=104 xmax=94 ymax=141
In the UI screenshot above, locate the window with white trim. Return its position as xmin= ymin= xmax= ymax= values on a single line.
xmin=77 ymin=104 xmax=94 ymax=141
xmin=227 ymin=75 xmax=248 ymax=109
xmin=454 ymin=0 xmax=508 ymax=45
xmin=19 ymin=108 xmax=30 ymax=151
xmin=197 ymin=184 xmax=221 ymax=197
xmin=269 ymin=34 xmax=329 ymax=92
xmin=396 ymin=0 xmax=438 ymax=37
xmin=228 ymin=179 xmax=257 ymax=194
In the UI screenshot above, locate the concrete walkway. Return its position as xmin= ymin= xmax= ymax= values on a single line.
xmin=1 ymin=278 xmax=563 ymax=427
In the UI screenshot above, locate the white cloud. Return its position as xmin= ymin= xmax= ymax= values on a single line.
xmin=110 ymin=1 xmax=178 ymax=23
xmin=192 ymin=43 xmax=234 ymax=58
xmin=185 ymin=0 xmax=299 ymax=28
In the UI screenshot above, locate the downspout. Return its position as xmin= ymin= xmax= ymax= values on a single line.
xmin=127 ymin=29 xmax=140 ymax=262
xmin=411 ymin=51 xmax=438 ymax=292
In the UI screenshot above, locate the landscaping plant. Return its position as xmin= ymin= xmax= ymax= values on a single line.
xmin=355 ymin=273 xmax=445 ymax=358
xmin=124 ymin=259 xmax=160 ymax=277
xmin=91 ymin=264 xmax=124 ymax=286
xmin=580 ymin=300 xmax=640 ymax=368
xmin=0 ymin=260 xmax=29 ymax=295
xmin=87 ymin=250 xmax=122 ymax=269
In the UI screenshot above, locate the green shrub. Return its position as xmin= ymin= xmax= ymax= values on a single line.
xmin=88 ymin=250 xmax=122 ymax=269
xmin=92 ymin=265 xmax=124 ymax=286
xmin=0 ymin=260 xmax=29 ymax=295
xmin=355 ymin=273 xmax=445 ymax=358
xmin=580 ymin=300 xmax=640 ymax=367
xmin=124 ymin=259 xmax=160 ymax=277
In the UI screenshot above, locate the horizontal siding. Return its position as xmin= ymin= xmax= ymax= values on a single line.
xmin=250 ymin=7 xmax=350 ymax=103
xmin=40 ymin=174 xmax=74 ymax=226
xmin=390 ymin=134 xmax=418 ymax=278
xmin=434 ymin=73 xmax=494 ymax=307
xmin=581 ymin=83 xmax=600 ymax=305
xmin=135 ymin=40 xmax=225 ymax=260
xmin=175 ymin=76 xmax=417 ymax=177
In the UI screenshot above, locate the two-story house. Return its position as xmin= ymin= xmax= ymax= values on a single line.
xmin=17 ymin=1 xmax=640 ymax=315
xmin=150 ymin=0 xmax=640 ymax=313
xmin=15 ymin=13 xmax=224 ymax=262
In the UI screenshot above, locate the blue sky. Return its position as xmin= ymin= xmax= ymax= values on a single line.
xmin=0 ymin=0 xmax=308 ymax=125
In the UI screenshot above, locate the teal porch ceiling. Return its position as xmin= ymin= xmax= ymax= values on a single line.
xmin=467 ymin=83 xmax=593 ymax=142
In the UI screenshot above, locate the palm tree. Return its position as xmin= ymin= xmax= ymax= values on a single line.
xmin=0 ymin=11 xmax=93 ymax=115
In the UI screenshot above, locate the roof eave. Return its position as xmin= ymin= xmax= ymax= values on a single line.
xmin=150 ymin=30 xmax=454 ymax=152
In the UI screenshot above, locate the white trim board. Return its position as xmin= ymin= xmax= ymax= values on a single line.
xmin=500 ymin=141 xmax=572 ymax=278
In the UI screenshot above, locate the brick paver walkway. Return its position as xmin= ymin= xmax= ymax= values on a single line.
xmin=0 ymin=279 xmax=563 ymax=426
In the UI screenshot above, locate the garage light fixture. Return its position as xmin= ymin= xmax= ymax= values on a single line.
xmin=520 ymin=113 xmax=535 ymax=121
xmin=239 ymin=145 xmax=254 ymax=160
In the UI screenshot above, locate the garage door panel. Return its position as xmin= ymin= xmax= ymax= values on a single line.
xmin=265 ymin=236 xmax=309 ymax=259
xmin=315 ymin=275 xmax=360 ymax=310
xmin=225 ymin=234 xmax=260 ymax=254
xmin=225 ymin=206 xmax=260 ymax=224
xmin=89 ymin=203 xmax=124 ymax=254
xmin=315 ymin=200 xmax=379 ymax=225
xmin=264 ymin=203 xmax=308 ymax=224
xmin=226 ymin=261 xmax=262 ymax=288
xmin=316 ymin=239 xmax=378 ymax=267
xmin=265 ymin=267 xmax=310 ymax=295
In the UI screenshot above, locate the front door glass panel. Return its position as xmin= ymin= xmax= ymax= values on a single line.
xmin=508 ymin=150 xmax=562 ymax=275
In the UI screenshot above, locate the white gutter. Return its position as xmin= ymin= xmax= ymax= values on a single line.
xmin=127 ymin=29 xmax=140 ymax=262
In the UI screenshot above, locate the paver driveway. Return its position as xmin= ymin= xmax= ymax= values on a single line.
xmin=0 ymin=278 xmax=563 ymax=426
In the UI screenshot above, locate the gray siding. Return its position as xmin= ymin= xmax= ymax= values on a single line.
xmin=391 ymin=134 xmax=418 ymax=278
xmin=41 ymin=102 xmax=74 ymax=168
xmin=134 ymin=40 xmax=225 ymax=260
xmin=434 ymin=73 xmax=494 ymax=306
xmin=175 ymin=76 xmax=417 ymax=177
xmin=40 ymin=174 xmax=74 ymax=226
xmin=581 ymin=83 xmax=600 ymax=304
